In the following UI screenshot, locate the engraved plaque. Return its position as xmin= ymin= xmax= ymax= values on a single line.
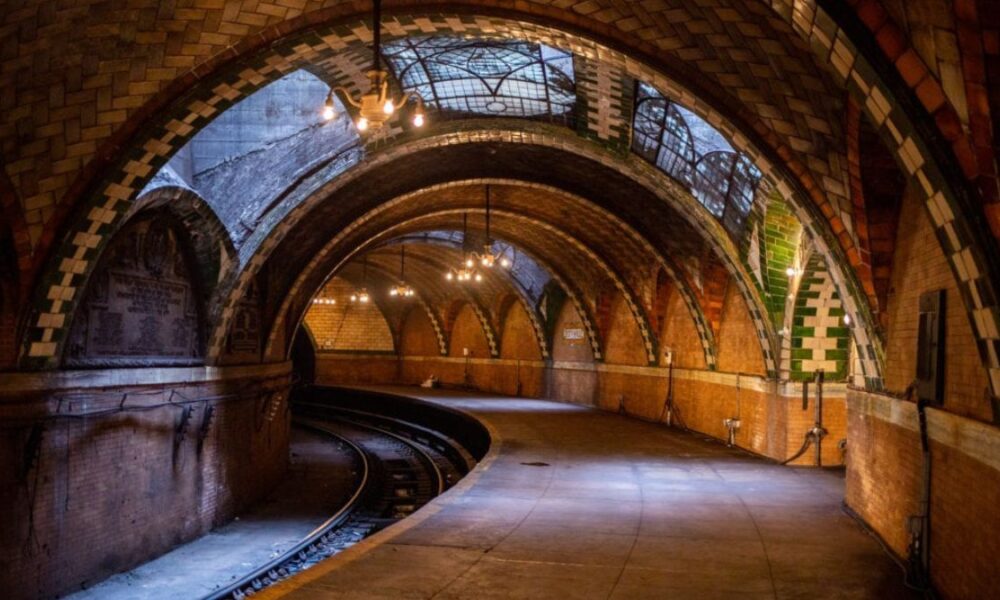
xmin=65 ymin=216 xmax=203 ymax=366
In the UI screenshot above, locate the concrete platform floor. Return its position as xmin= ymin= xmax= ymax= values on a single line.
xmin=65 ymin=426 xmax=358 ymax=600
xmin=263 ymin=386 xmax=915 ymax=600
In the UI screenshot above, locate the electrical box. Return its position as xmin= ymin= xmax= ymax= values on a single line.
xmin=916 ymin=290 xmax=945 ymax=406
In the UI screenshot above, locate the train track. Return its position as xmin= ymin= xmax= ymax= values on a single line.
xmin=203 ymin=405 xmax=473 ymax=600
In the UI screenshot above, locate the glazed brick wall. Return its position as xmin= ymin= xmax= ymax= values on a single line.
xmin=499 ymin=302 xmax=542 ymax=361
xmin=448 ymin=304 xmax=490 ymax=360
xmin=883 ymin=183 xmax=991 ymax=421
xmin=399 ymin=308 xmax=441 ymax=357
xmin=303 ymin=278 xmax=395 ymax=352
xmin=602 ymin=292 xmax=648 ymax=366
xmin=715 ymin=283 xmax=768 ymax=376
xmin=0 ymin=369 xmax=291 ymax=600
xmin=550 ymin=299 xmax=594 ymax=363
xmin=846 ymin=388 xmax=1000 ymax=599
xmin=658 ymin=287 xmax=708 ymax=370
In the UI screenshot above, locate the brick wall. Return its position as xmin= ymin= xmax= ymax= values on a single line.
xmin=399 ymin=307 xmax=441 ymax=357
xmin=602 ymin=291 xmax=649 ymax=366
xmin=716 ymin=283 xmax=768 ymax=376
xmin=0 ymin=364 xmax=291 ymax=600
xmin=658 ymin=288 xmax=708 ymax=369
xmin=847 ymin=389 xmax=1000 ymax=599
xmin=302 ymin=278 xmax=395 ymax=353
xmin=498 ymin=301 xmax=542 ymax=361
xmin=883 ymin=183 xmax=991 ymax=421
xmin=448 ymin=304 xmax=489 ymax=360
xmin=312 ymin=276 xmax=846 ymax=466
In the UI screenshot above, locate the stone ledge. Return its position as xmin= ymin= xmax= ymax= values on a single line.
xmin=0 ymin=361 xmax=292 ymax=395
xmin=848 ymin=388 xmax=1000 ymax=473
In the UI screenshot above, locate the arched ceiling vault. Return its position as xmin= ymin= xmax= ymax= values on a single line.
xmin=240 ymin=141 xmax=768 ymax=366
xmin=17 ymin=9 xmax=867 ymax=379
xmin=267 ymin=182 xmax=735 ymax=370
xmin=379 ymin=210 xmax=661 ymax=364
xmin=369 ymin=214 xmax=652 ymax=363
xmin=14 ymin=4 xmax=996 ymax=391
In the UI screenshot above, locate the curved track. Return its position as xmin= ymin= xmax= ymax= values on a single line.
xmin=205 ymin=404 xmax=474 ymax=600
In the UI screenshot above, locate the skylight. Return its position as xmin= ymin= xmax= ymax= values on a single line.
xmin=382 ymin=37 xmax=576 ymax=123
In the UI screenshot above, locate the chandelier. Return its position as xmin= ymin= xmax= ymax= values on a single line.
xmin=473 ymin=185 xmax=510 ymax=268
xmin=350 ymin=255 xmax=371 ymax=303
xmin=389 ymin=245 xmax=415 ymax=298
xmin=446 ymin=214 xmax=484 ymax=283
xmin=321 ymin=0 xmax=425 ymax=133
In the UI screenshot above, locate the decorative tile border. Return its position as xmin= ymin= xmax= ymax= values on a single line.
xmin=790 ymin=254 xmax=850 ymax=381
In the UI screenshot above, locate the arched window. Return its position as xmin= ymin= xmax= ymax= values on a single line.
xmin=632 ymin=83 xmax=761 ymax=237
xmin=382 ymin=37 xmax=576 ymax=124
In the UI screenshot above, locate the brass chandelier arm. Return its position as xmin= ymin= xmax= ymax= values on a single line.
xmin=331 ymin=86 xmax=362 ymax=108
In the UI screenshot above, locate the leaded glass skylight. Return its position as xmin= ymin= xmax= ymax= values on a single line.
xmin=382 ymin=37 xmax=576 ymax=123
xmin=633 ymin=83 xmax=761 ymax=236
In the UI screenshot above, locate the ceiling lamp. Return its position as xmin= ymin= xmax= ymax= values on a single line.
xmin=446 ymin=214 xmax=483 ymax=283
xmin=470 ymin=185 xmax=511 ymax=269
xmin=389 ymin=245 xmax=415 ymax=298
xmin=320 ymin=0 xmax=425 ymax=132
xmin=350 ymin=255 xmax=371 ymax=303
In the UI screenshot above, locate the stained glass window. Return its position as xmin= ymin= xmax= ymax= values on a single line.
xmin=382 ymin=37 xmax=576 ymax=124
xmin=633 ymin=83 xmax=761 ymax=236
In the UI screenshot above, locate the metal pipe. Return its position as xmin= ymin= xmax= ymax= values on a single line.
xmin=814 ymin=369 xmax=824 ymax=466
xmin=372 ymin=0 xmax=382 ymax=69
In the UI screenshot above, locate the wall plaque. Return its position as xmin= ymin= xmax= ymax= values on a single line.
xmin=65 ymin=217 xmax=203 ymax=366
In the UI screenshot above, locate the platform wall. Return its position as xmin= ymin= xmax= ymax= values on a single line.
xmin=0 ymin=363 xmax=292 ymax=600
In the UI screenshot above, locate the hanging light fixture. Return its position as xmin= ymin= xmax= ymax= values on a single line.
xmin=446 ymin=213 xmax=482 ymax=283
xmin=470 ymin=185 xmax=511 ymax=269
xmin=320 ymin=0 xmax=425 ymax=132
xmin=312 ymin=293 xmax=336 ymax=305
xmin=389 ymin=245 xmax=415 ymax=298
xmin=350 ymin=255 xmax=371 ymax=303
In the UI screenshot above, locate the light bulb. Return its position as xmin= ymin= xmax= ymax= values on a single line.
xmin=356 ymin=117 xmax=368 ymax=131
xmin=786 ymin=267 xmax=796 ymax=277
xmin=474 ymin=273 xmax=482 ymax=282
xmin=413 ymin=112 xmax=424 ymax=127
xmin=844 ymin=314 xmax=851 ymax=326
xmin=446 ymin=272 xmax=453 ymax=281
xmin=390 ymin=288 xmax=398 ymax=296
xmin=481 ymin=257 xmax=489 ymax=267
xmin=350 ymin=294 xmax=358 ymax=302
xmin=322 ymin=92 xmax=335 ymax=121
xmin=383 ymin=99 xmax=394 ymax=115
xmin=500 ymin=257 xmax=510 ymax=268
xmin=465 ymin=258 xmax=474 ymax=268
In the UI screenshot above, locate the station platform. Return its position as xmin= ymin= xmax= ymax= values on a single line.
xmin=263 ymin=386 xmax=913 ymax=599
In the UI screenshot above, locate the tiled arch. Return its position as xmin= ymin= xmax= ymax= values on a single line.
xmin=17 ymin=12 xmax=850 ymax=372
xmin=387 ymin=237 xmax=552 ymax=361
xmin=19 ymin=8 xmax=966 ymax=390
xmin=273 ymin=206 xmax=615 ymax=367
xmin=261 ymin=186 xmax=729 ymax=373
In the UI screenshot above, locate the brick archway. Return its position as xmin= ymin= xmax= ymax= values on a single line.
xmin=12 ymin=4 xmax=995 ymax=392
